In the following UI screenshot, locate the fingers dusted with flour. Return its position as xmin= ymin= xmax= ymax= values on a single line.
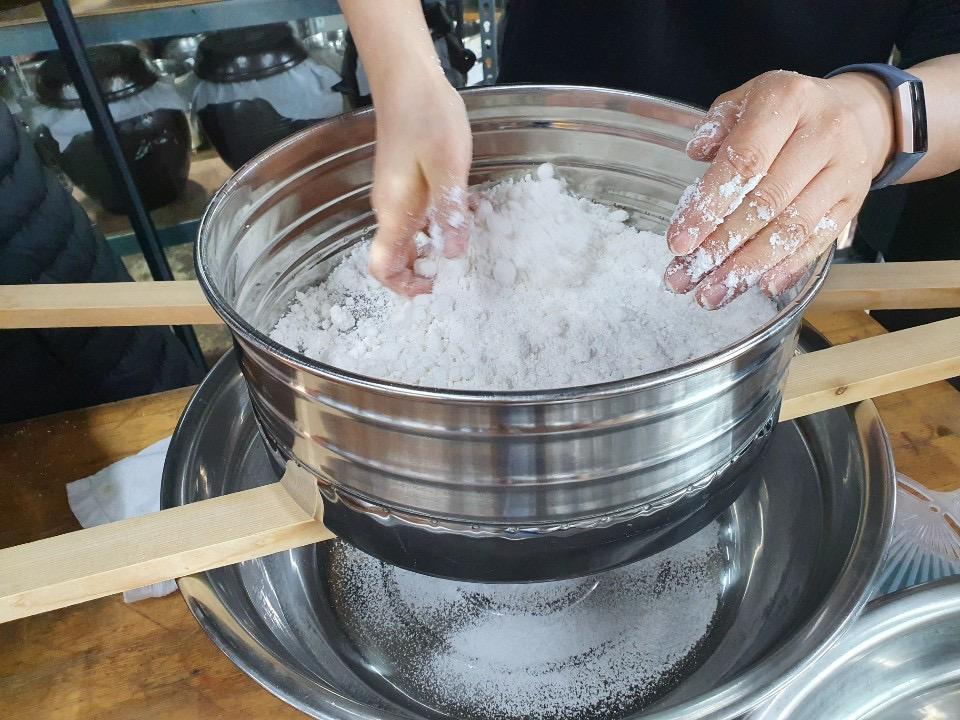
xmin=366 ymin=79 xmax=472 ymax=296
xmin=665 ymin=68 xmax=896 ymax=307
xmin=341 ymin=0 xmax=473 ymax=297
xmin=423 ymin=135 xmax=472 ymax=260
xmin=666 ymin=72 xmax=805 ymax=256
xmin=685 ymin=94 xmax=743 ymax=162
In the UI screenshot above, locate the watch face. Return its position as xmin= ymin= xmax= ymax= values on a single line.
xmin=895 ymin=80 xmax=928 ymax=154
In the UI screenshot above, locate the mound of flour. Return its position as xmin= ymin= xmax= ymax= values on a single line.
xmin=270 ymin=164 xmax=776 ymax=390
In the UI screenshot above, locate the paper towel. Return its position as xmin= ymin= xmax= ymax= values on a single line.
xmin=66 ymin=436 xmax=177 ymax=603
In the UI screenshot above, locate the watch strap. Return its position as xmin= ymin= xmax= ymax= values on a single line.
xmin=825 ymin=63 xmax=927 ymax=190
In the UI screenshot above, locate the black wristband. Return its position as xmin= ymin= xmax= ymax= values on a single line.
xmin=825 ymin=63 xmax=927 ymax=190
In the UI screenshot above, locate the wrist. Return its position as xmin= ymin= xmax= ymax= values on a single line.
xmin=368 ymin=46 xmax=447 ymax=99
xmin=831 ymin=72 xmax=896 ymax=178
xmin=342 ymin=0 xmax=444 ymax=100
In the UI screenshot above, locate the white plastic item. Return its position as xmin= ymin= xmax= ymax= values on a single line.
xmin=192 ymin=58 xmax=341 ymax=121
xmin=27 ymin=78 xmax=188 ymax=152
xmin=873 ymin=472 xmax=960 ymax=597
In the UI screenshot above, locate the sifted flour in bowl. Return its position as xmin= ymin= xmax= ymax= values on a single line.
xmin=270 ymin=164 xmax=776 ymax=390
xmin=327 ymin=522 xmax=723 ymax=720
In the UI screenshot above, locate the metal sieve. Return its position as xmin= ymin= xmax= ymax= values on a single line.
xmin=160 ymin=327 xmax=894 ymax=719
xmin=195 ymin=85 xmax=831 ymax=582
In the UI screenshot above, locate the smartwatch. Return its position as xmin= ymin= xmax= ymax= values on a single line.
xmin=825 ymin=63 xmax=927 ymax=190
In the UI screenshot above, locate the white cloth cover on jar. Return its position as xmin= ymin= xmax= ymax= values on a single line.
xmin=192 ymin=58 xmax=342 ymax=120
xmin=27 ymin=78 xmax=189 ymax=152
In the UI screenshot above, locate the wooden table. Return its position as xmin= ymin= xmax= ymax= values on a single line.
xmin=1 ymin=311 xmax=958 ymax=718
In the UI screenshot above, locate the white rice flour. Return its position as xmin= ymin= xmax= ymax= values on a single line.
xmin=270 ymin=164 xmax=775 ymax=390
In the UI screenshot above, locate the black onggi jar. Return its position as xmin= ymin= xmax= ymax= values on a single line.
xmin=194 ymin=24 xmax=324 ymax=171
xmin=36 ymin=44 xmax=191 ymax=214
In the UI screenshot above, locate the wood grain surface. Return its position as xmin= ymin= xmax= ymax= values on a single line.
xmin=0 ymin=310 xmax=958 ymax=718
xmin=4 ymin=262 xmax=958 ymax=330
xmin=0 ymin=0 xmax=217 ymax=28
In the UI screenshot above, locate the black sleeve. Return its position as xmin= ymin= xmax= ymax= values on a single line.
xmin=897 ymin=0 xmax=960 ymax=68
xmin=0 ymin=103 xmax=203 ymax=423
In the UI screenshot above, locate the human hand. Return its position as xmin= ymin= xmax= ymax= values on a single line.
xmin=367 ymin=71 xmax=472 ymax=296
xmin=664 ymin=70 xmax=895 ymax=308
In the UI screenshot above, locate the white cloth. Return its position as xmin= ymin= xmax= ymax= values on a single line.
xmin=66 ymin=436 xmax=176 ymax=603
xmin=192 ymin=58 xmax=342 ymax=121
xmin=28 ymin=79 xmax=188 ymax=152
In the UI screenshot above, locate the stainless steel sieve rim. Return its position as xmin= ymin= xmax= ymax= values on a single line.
xmin=277 ymin=408 xmax=776 ymax=537
xmin=195 ymin=84 xmax=833 ymax=404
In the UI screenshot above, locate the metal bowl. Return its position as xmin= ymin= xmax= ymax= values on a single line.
xmin=752 ymin=577 xmax=960 ymax=719
xmin=195 ymin=85 xmax=832 ymax=582
xmin=160 ymin=328 xmax=893 ymax=719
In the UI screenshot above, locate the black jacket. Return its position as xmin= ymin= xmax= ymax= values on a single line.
xmin=0 ymin=102 xmax=202 ymax=423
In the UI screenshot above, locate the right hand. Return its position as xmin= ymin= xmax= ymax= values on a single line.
xmin=367 ymin=71 xmax=472 ymax=296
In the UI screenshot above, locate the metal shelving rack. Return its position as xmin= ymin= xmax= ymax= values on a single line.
xmin=0 ymin=0 xmax=341 ymax=56
xmin=1 ymin=0 xmax=346 ymax=367
xmin=0 ymin=0 xmax=499 ymax=367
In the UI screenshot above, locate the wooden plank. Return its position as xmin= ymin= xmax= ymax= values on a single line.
xmin=810 ymin=310 xmax=960 ymax=494
xmin=813 ymin=261 xmax=960 ymax=311
xmin=781 ymin=316 xmax=960 ymax=421
xmin=0 ymin=310 xmax=957 ymax=717
xmin=0 ymin=387 xmax=304 ymax=718
xmin=1 ymin=261 xmax=957 ymax=330
xmin=0 ymin=384 xmax=195 ymax=550
xmin=0 ymin=480 xmax=334 ymax=623
xmin=0 ymin=0 xmax=216 ymax=29
xmin=0 ymin=280 xmax=220 ymax=328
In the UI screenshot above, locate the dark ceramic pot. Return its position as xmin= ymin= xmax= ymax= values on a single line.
xmin=194 ymin=24 xmax=323 ymax=170
xmin=36 ymin=44 xmax=191 ymax=214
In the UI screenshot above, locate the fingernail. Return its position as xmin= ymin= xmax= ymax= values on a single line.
xmin=685 ymin=137 xmax=707 ymax=159
xmin=668 ymin=228 xmax=699 ymax=255
xmin=697 ymin=282 xmax=729 ymax=310
xmin=664 ymin=260 xmax=691 ymax=293
xmin=764 ymin=275 xmax=785 ymax=297
xmin=666 ymin=226 xmax=682 ymax=253
xmin=442 ymin=228 xmax=468 ymax=258
xmin=399 ymin=275 xmax=433 ymax=297
xmin=766 ymin=271 xmax=801 ymax=297
xmin=686 ymin=136 xmax=720 ymax=161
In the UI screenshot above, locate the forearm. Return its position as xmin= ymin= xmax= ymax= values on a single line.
xmin=900 ymin=53 xmax=960 ymax=183
xmin=339 ymin=0 xmax=442 ymax=97
xmin=338 ymin=1 xmax=473 ymax=295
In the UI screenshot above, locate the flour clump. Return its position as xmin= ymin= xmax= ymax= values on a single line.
xmin=270 ymin=164 xmax=777 ymax=390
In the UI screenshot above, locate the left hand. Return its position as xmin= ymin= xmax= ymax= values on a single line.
xmin=664 ymin=69 xmax=895 ymax=308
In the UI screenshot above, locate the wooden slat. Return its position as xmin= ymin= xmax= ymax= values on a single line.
xmin=0 ymin=480 xmax=334 ymax=623
xmin=781 ymin=316 xmax=960 ymax=421
xmin=0 ymin=312 xmax=958 ymax=625
xmin=813 ymin=261 xmax=960 ymax=311
xmin=0 ymin=280 xmax=220 ymax=328
xmin=0 ymin=0 xmax=216 ymax=29
xmin=1 ymin=261 xmax=958 ymax=330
